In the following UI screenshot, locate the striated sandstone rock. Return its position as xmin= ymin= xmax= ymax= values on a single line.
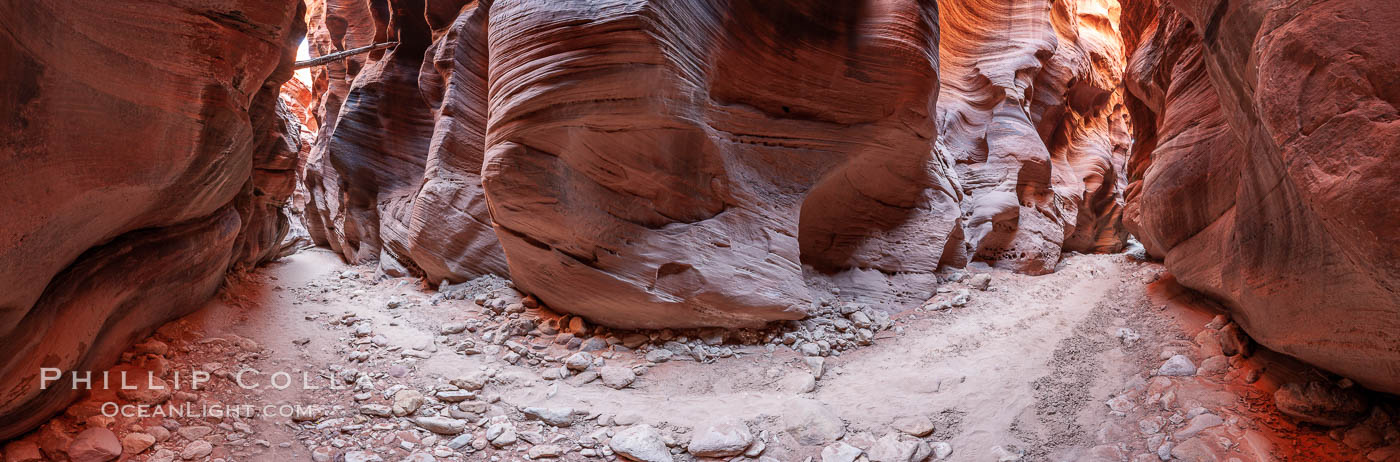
xmin=295 ymin=0 xmax=1136 ymax=328
xmin=1121 ymin=0 xmax=1400 ymax=392
xmin=0 ymin=0 xmax=304 ymax=440
xmin=936 ymin=0 xmax=1130 ymax=274
xmin=482 ymin=0 xmax=959 ymax=328
xmin=300 ymin=0 xmax=508 ymax=282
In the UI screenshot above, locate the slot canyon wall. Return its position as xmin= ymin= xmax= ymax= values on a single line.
xmin=1119 ymin=0 xmax=1400 ymax=393
xmin=298 ymin=0 xmax=1132 ymax=328
xmin=0 ymin=0 xmax=307 ymax=440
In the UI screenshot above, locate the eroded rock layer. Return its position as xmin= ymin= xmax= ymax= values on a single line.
xmin=1121 ymin=0 xmax=1400 ymax=393
xmin=937 ymin=0 xmax=1130 ymax=275
xmin=481 ymin=0 xmax=957 ymax=328
xmin=300 ymin=0 xmax=509 ymax=283
xmin=0 ymin=0 xmax=305 ymax=440
xmin=298 ymin=0 xmax=1135 ymax=327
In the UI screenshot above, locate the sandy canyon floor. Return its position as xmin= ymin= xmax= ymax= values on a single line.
xmin=14 ymin=249 xmax=1394 ymax=462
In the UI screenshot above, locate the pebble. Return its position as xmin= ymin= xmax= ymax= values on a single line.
xmin=782 ymin=399 xmax=846 ymax=445
xmin=1273 ymin=381 xmax=1369 ymax=426
xmin=610 ymin=425 xmax=673 ymax=462
xmin=580 ymin=337 xmax=610 ymax=352
xmin=122 ymin=432 xmax=157 ymax=455
xmin=805 ymin=357 xmax=826 ymax=378
xmin=687 ymin=420 xmax=754 ymax=457
xmin=969 ymin=273 xmax=992 ymax=290
xmin=1157 ymin=355 xmax=1197 ymax=376
xmin=528 ymin=444 xmax=564 ymax=458
xmin=343 ymin=451 xmax=384 ymax=462
xmin=412 ymin=416 xmax=467 ymax=435
xmin=565 ymin=352 xmax=595 ymax=371
xmin=645 ymin=349 xmax=673 ymax=363
xmin=1198 ymin=355 xmax=1229 ymax=375
xmin=486 ymin=421 xmax=517 ymax=447
xmin=600 ymin=366 xmax=637 ymax=389
xmin=820 ymin=442 xmax=862 ymax=462
xmin=522 ymin=407 xmax=575 ymax=427
xmin=177 ymin=426 xmax=213 ymax=441
xmin=180 ymin=440 xmax=213 ymax=460
xmin=67 ymin=428 xmax=122 ymax=462
xmin=892 ymin=415 xmax=935 ymax=437
xmin=931 ymin=442 xmax=953 ymax=460
xmin=392 ymin=390 xmax=425 ymax=416
xmin=1174 ymin=413 xmax=1223 ymax=439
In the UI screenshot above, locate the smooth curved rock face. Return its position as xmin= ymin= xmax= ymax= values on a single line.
xmin=937 ymin=0 xmax=1129 ymax=274
xmin=0 ymin=0 xmax=304 ymax=439
xmin=1122 ymin=0 xmax=1400 ymax=393
xmin=480 ymin=0 xmax=958 ymax=328
xmin=300 ymin=0 xmax=509 ymax=283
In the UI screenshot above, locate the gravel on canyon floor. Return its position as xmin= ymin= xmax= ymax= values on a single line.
xmin=3 ymin=249 xmax=1396 ymax=462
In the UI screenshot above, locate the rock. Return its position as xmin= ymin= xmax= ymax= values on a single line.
xmin=360 ymin=404 xmax=393 ymax=417
xmin=1157 ymin=355 xmax=1197 ymax=376
xmin=67 ymin=428 xmax=122 ymax=462
xmin=645 ymin=349 xmax=673 ymax=363
xmin=781 ymin=399 xmax=846 ymax=445
xmin=412 ymin=417 xmax=467 ymax=435
xmin=4 ymin=440 xmax=43 ymax=462
xmin=1198 ymin=356 xmax=1229 ymax=375
xmin=180 ymin=440 xmax=213 ymax=460
xmin=1218 ymin=323 xmax=1251 ymax=357
xmin=580 ymin=337 xmax=609 ymax=352
xmin=565 ymin=352 xmax=595 ymax=371
xmin=609 ymin=425 xmax=673 ymax=462
xmin=1343 ymin=425 xmax=1383 ymax=450
xmin=1273 ymin=382 xmax=1369 ymax=427
xmin=892 ymin=416 xmax=935 ymax=437
xmin=392 ymin=390 xmax=425 ymax=416
xmin=436 ymin=390 xmax=475 ymax=403
xmin=780 ymin=373 xmax=818 ymax=394
xmin=522 ymin=407 xmax=575 ymax=427
xmin=528 ymin=445 xmax=564 ymax=458
xmin=991 ymin=445 xmax=1024 ymax=461
xmin=969 ymin=273 xmax=992 ymax=290
xmin=686 ymin=420 xmax=753 ymax=457
xmin=866 ymin=434 xmax=919 ymax=462
xmin=486 ymin=422 xmax=517 ymax=447
xmin=622 ymin=334 xmax=650 ymax=349
xmin=931 ymin=442 xmax=953 ymax=460
xmin=446 ymin=434 xmax=473 ymax=450
xmin=805 ymin=357 xmax=826 ymax=379
xmin=122 ymin=432 xmax=156 ymax=455
xmin=147 ymin=426 xmax=171 ymax=442
xmin=311 ymin=446 xmax=334 ymax=462
xmin=1174 ymin=414 xmax=1223 ymax=439
xmin=1204 ymin=315 xmax=1229 ymax=330
xmin=1168 ymin=437 xmax=1218 ymax=462
xmin=440 ymin=322 xmax=469 ymax=335
xmin=343 ymin=451 xmax=384 ymax=462
xmin=820 ymin=442 xmax=863 ymax=462
xmin=450 ymin=372 xmax=489 ymax=391
xmin=600 ymin=366 xmax=637 ymax=389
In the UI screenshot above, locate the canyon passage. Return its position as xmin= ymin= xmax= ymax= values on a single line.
xmin=1 ymin=0 xmax=1398 ymax=461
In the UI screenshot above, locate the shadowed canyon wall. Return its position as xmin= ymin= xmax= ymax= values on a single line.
xmin=1120 ymin=0 xmax=1400 ymax=393
xmin=0 ymin=0 xmax=306 ymax=440
xmin=300 ymin=0 xmax=1133 ymax=328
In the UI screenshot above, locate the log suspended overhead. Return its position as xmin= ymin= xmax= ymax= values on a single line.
xmin=293 ymin=42 xmax=396 ymax=69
